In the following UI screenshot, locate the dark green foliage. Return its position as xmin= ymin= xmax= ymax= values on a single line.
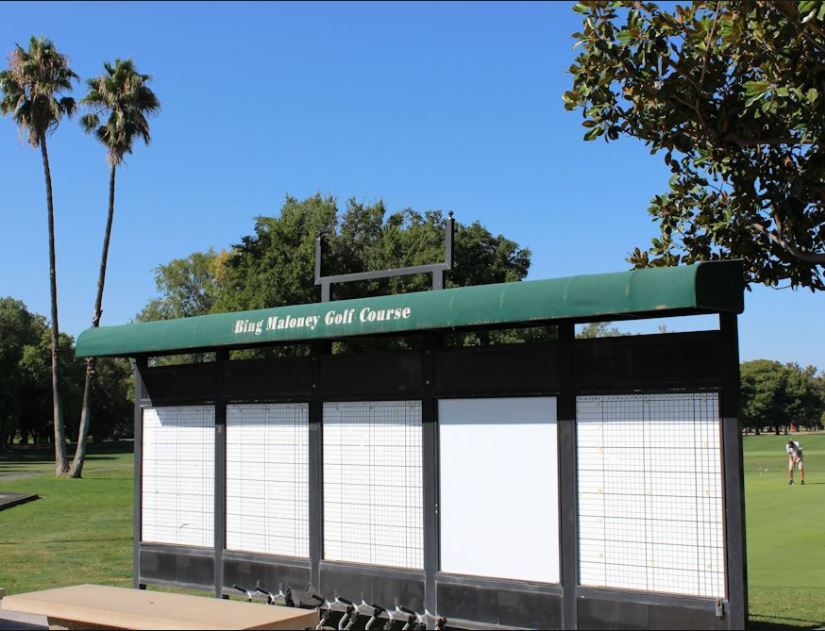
xmin=576 ymin=321 xmax=624 ymax=339
xmin=137 ymin=249 xmax=226 ymax=322
xmin=0 ymin=298 xmax=45 ymax=448
xmin=217 ymin=195 xmax=531 ymax=310
xmin=566 ymin=1 xmax=825 ymax=290
xmin=87 ymin=357 xmax=134 ymax=441
xmin=0 ymin=298 xmax=132 ymax=447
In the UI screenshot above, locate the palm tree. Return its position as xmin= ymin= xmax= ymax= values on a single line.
xmin=68 ymin=59 xmax=159 ymax=478
xmin=0 ymin=37 xmax=77 ymax=476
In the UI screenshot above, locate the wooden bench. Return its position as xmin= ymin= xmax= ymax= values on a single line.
xmin=0 ymin=584 xmax=318 ymax=630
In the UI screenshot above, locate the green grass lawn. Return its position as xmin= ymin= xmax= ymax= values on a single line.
xmin=744 ymin=432 xmax=825 ymax=629
xmin=0 ymin=445 xmax=134 ymax=594
xmin=1 ymin=436 xmax=823 ymax=628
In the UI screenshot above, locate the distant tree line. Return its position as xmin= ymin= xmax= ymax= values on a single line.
xmin=0 ymin=297 xmax=132 ymax=450
xmin=741 ymin=360 xmax=825 ymax=434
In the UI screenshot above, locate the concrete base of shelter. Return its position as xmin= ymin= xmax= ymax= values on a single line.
xmin=0 ymin=610 xmax=49 ymax=630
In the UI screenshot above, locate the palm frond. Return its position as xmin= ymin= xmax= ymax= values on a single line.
xmin=80 ymin=112 xmax=99 ymax=133
xmin=79 ymin=57 xmax=160 ymax=163
xmin=0 ymin=35 xmax=77 ymax=146
xmin=59 ymin=96 xmax=75 ymax=117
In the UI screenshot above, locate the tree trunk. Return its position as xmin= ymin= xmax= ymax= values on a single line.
xmin=41 ymin=138 xmax=68 ymax=476
xmin=69 ymin=163 xmax=117 ymax=479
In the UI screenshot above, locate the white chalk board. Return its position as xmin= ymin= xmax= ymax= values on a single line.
xmin=226 ymin=403 xmax=309 ymax=557
xmin=141 ymin=406 xmax=215 ymax=547
xmin=439 ymin=397 xmax=560 ymax=583
xmin=323 ymin=401 xmax=423 ymax=570
xmin=577 ymin=393 xmax=725 ymax=597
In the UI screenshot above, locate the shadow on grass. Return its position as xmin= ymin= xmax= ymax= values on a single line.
xmin=81 ymin=476 xmax=131 ymax=480
xmin=0 ymin=442 xmax=133 ymax=465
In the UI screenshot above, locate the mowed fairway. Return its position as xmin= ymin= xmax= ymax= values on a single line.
xmin=0 ymin=447 xmax=134 ymax=594
xmin=745 ymin=433 xmax=825 ymax=629
xmin=1 ymin=437 xmax=824 ymax=628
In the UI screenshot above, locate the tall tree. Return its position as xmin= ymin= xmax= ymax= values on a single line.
xmin=69 ymin=59 xmax=159 ymax=478
xmin=139 ymin=195 xmax=536 ymax=350
xmin=0 ymin=37 xmax=77 ymax=475
xmin=783 ymin=362 xmax=824 ymax=429
xmin=215 ymin=195 xmax=532 ymax=313
xmin=137 ymin=249 xmax=226 ymax=322
xmin=565 ymin=1 xmax=825 ymax=290
xmin=740 ymin=360 xmax=789 ymax=434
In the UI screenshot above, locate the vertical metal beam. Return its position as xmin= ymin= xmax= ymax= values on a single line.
xmin=316 ymin=233 xmax=331 ymax=302
xmin=557 ymin=322 xmax=578 ymax=629
xmin=719 ymin=313 xmax=747 ymax=629
xmin=314 ymin=233 xmax=325 ymax=285
xmin=444 ymin=212 xmax=455 ymax=270
xmin=309 ymin=341 xmax=330 ymax=591
xmin=133 ymin=356 xmax=148 ymax=590
xmin=214 ymin=350 xmax=228 ymax=598
xmin=422 ymin=335 xmax=440 ymax=626
xmin=431 ymin=213 xmax=453 ymax=291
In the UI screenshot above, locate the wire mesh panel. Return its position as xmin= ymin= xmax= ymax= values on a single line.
xmin=142 ymin=406 xmax=215 ymax=547
xmin=577 ymin=393 xmax=724 ymax=598
xmin=323 ymin=401 xmax=423 ymax=570
xmin=226 ymin=403 xmax=309 ymax=557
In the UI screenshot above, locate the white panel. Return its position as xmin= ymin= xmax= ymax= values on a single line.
xmin=323 ymin=401 xmax=423 ymax=570
xmin=576 ymin=393 xmax=725 ymax=598
xmin=225 ymin=403 xmax=309 ymax=557
xmin=141 ymin=406 xmax=214 ymax=547
xmin=439 ymin=397 xmax=559 ymax=583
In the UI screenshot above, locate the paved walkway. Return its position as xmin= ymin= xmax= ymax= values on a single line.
xmin=0 ymin=471 xmax=39 ymax=483
xmin=0 ymin=493 xmax=38 ymax=511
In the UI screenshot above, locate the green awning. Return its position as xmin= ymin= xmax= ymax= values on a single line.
xmin=75 ymin=261 xmax=744 ymax=358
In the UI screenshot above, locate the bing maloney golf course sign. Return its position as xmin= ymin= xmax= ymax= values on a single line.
xmin=232 ymin=306 xmax=413 ymax=336
xmin=75 ymin=263 xmax=744 ymax=358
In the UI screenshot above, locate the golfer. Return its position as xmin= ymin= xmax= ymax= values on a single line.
xmin=786 ymin=440 xmax=805 ymax=485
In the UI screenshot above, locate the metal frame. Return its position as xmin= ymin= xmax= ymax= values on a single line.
xmin=557 ymin=322 xmax=578 ymax=629
xmin=315 ymin=213 xmax=455 ymax=301
xmin=131 ymin=324 xmax=746 ymax=630
xmin=133 ymin=357 xmax=146 ymax=591
xmin=214 ymin=349 xmax=228 ymax=597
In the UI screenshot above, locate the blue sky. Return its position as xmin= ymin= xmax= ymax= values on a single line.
xmin=0 ymin=1 xmax=821 ymax=367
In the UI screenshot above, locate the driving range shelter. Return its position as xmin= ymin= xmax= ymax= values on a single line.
xmin=76 ymin=259 xmax=747 ymax=630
